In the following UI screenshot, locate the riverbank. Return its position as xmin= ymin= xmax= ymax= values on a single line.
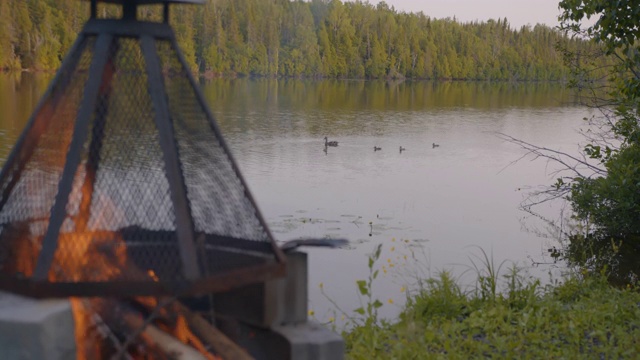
xmin=341 ymin=261 xmax=640 ymax=358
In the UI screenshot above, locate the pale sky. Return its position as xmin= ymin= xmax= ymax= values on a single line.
xmin=373 ymin=0 xmax=564 ymax=29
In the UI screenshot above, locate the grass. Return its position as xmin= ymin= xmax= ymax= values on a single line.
xmin=340 ymin=245 xmax=640 ymax=359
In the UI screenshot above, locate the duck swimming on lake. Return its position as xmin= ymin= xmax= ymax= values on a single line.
xmin=432 ymin=143 xmax=440 ymax=148
xmin=374 ymin=146 xmax=382 ymax=151
xmin=324 ymin=137 xmax=339 ymax=147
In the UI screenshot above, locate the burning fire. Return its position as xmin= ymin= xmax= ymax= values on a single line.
xmin=69 ymin=189 xmax=221 ymax=359
xmin=10 ymin=173 xmax=224 ymax=359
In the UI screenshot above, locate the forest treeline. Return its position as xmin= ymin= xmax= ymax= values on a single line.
xmin=0 ymin=0 xmax=594 ymax=80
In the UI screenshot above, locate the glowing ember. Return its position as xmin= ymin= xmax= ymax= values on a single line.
xmin=171 ymin=315 xmax=218 ymax=360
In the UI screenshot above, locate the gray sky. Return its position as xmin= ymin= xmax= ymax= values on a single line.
xmin=374 ymin=0 xmax=563 ymax=29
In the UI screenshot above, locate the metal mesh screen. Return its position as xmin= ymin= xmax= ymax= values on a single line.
xmin=0 ymin=26 xmax=283 ymax=295
xmin=0 ymin=36 xmax=96 ymax=278
xmin=51 ymin=37 xmax=182 ymax=282
xmin=156 ymin=39 xmax=276 ymax=275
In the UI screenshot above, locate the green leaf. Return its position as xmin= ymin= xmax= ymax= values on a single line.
xmin=373 ymin=269 xmax=379 ymax=279
xmin=357 ymin=280 xmax=368 ymax=296
xmin=374 ymin=244 xmax=382 ymax=260
xmin=373 ymin=299 xmax=383 ymax=309
xmin=354 ymin=307 xmax=365 ymax=315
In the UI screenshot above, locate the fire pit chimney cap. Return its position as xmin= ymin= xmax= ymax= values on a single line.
xmin=85 ymin=0 xmax=205 ymax=20
xmin=85 ymin=0 xmax=205 ymax=4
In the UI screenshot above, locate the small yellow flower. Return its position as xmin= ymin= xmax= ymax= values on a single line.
xmin=403 ymin=255 xmax=407 ymax=260
xmin=392 ymin=237 xmax=396 ymax=242
xmin=329 ymin=317 xmax=335 ymax=323
xmin=400 ymin=286 xmax=406 ymax=293
xmin=308 ymin=310 xmax=315 ymax=316
xmin=319 ymin=282 xmax=324 ymax=289
xmin=387 ymin=258 xmax=391 ymax=263
xmin=341 ymin=315 xmax=345 ymax=321
xmin=389 ymin=263 xmax=395 ymax=268
xmin=388 ymin=299 xmax=394 ymax=304
xmin=390 ymin=246 xmax=395 ymax=252
xmin=383 ymin=267 xmax=387 ymax=274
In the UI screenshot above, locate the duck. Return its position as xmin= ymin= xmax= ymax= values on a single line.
xmin=432 ymin=143 xmax=440 ymax=148
xmin=374 ymin=146 xmax=382 ymax=151
xmin=399 ymin=146 xmax=406 ymax=153
xmin=324 ymin=137 xmax=339 ymax=147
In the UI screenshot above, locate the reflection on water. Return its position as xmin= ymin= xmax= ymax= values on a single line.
xmin=0 ymin=74 xmax=589 ymax=323
xmin=0 ymin=72 xmax=54 ymax=161
xmin=201 ymin=78 xmax=589 ymax=323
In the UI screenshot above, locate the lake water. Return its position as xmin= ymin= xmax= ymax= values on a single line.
xmin=0 ymin=73 xmax=590 ymax=323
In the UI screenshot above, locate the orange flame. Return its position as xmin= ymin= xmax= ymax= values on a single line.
xmin=9 ymin=170 xmax=223 ymax=359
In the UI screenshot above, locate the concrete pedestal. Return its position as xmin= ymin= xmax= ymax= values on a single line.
xmin=272 ymin=322 xmax=345 ymax=360
xmin=214 ymin=251 xmax=345 ymax=360
xmin=0 ymin=291 xmax=76 ymax=360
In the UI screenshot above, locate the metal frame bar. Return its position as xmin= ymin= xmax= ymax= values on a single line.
xmin=33 ymin=34 xmax=115 ymax=281
xmin=140 ymin=35 xmax=201 ymax=281
xmin=119 ymin=232 xmax=276 ymax=254
xmin=122 ymin=0 xmax=137 ymax=20
xmin=76 ymin=42 xmax=118 ymax=232
xmin=90 ymin=0 xmax=97 ymax=19
xmin=168 ymin=36 xmax=288 ymax=267
xmin=0 ymin=34 xmax=88 ymax=212
xmin=83 ymin=19 xmax=174 ymax=39
xmin=0 ymin=261 xmax=284 ymax=298
xmin=163 ymin=3 xmax=170 ymax=23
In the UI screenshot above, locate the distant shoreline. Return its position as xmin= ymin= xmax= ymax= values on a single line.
xmin=0 ymin=69 xmax=569 ymax=84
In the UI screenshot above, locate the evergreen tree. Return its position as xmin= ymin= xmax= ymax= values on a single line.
xmin=0 ymin=0 xmax=596 ymax=81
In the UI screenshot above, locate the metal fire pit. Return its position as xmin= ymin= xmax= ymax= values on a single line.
xmin=0 ymin=0 xmax=286 ymax=298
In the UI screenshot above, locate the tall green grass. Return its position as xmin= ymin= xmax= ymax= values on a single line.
xmin=341 ymin=245 xmax=640 ymax=359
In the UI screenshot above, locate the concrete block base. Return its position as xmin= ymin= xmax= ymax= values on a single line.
xmin=228 ymin=319 xmax=344 ymax=360
xmin=273 ymin=322 xmax=344 ymax=360
xmin=0 ymin=291 xmax=76 ymax=360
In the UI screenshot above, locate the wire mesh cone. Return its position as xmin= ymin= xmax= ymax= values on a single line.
xmin=0 ymin=7 xmax=285 ymax=298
